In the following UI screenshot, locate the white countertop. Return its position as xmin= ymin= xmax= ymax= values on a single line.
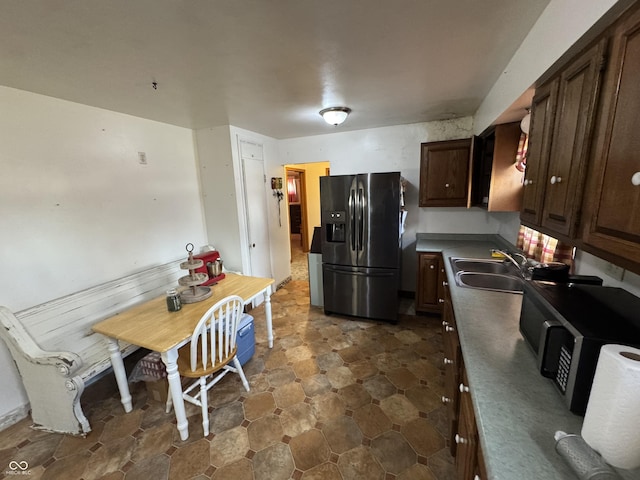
xmin=416 ymin=233 xmax=639 ymax=480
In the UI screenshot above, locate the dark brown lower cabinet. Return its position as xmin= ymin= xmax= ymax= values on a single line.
xmin=416 ymin=252 xmax=446 ymax=314
xmin=442 ymin=282 xmax=487 ymax=479
xmin=476 ymin=442 xmax=488 ymax=480
xmin=442 ymin=285 xmax=461 ymax=455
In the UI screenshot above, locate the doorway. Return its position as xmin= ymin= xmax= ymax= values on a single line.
xmin=284 ymin=162 xmax=330 ymax=282
xmin=286 ymin=168 xmax=308 ymax=281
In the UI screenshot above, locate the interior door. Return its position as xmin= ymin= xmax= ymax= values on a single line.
xmin=240 ymin=140 xmax=272 ymax=279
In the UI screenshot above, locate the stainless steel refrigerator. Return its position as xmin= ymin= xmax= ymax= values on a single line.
xmin=320 ymin=172 xmax=401 ymax=322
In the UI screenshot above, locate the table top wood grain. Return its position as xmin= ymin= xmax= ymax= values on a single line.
xmin=92 ymin=273 xmax=274 ymax=352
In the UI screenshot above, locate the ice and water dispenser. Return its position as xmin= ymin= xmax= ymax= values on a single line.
xmin=325 ymin=211 xmax=346 ymax=243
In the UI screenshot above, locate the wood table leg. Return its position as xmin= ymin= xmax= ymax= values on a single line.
xmin=162 ymin=349 xmax=189 ymax=441
xmin=264 ymin=287 xmax=273 ymax=348
xmin=106 ymin=338 xmax=132 ymax=413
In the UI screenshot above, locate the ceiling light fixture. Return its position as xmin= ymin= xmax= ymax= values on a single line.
xmin=520 ymin=108 xmax=531 ymax=134
xmin=320 ymin=107 xmax=351 ymax=126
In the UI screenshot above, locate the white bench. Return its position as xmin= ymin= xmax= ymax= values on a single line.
xmin=0 ymin=259 xmax=182 ymax=436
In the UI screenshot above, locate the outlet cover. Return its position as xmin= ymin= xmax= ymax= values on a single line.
xmin=138 ymin=152 xmax=147 ymax=165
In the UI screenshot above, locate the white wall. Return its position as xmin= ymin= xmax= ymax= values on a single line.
xmin=276 ymin=117 xmax=520 ymax=291
xmin=575 ymin=251 xmax=640 ymax=297
xmin=195 ymin=126 xmax=243 ymax=271
xmin=0 ymin=86 xmax=206 ymax=425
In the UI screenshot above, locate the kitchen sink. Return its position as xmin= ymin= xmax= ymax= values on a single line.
xmin=450 ymin=257 xmax=523 ymax=293
xmin=454 ymin=271 xmax=523 ymax=293
xmin=450 ymin=257 xmax=520 ymax=275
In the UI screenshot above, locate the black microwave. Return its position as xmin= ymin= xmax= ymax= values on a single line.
xmin=519 ymin=280 xmax=640 ymax=414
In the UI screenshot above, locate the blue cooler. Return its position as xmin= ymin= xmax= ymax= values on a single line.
xmin=236 ymin=313 xmax=255 ymax=366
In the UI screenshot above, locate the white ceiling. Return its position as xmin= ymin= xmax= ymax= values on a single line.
xmin=0 ymin=0 xmax=549 ymax=139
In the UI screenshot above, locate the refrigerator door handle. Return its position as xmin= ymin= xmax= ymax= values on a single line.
xmin=349 ymin=189 xmax=356 ymax=252
xmin=357 ymin=187 xmax=364 ymax=252
xmin=326 ymin=267 xmax=396 ymax=278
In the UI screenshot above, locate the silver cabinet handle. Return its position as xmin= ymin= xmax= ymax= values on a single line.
xmin=459 ymin=383 xmax=469 ymax=393
xmin=438 ymin=298 xmax=445 ymax=304
xmin=445 ymin=325 xmax=455 ymax=332
xmin=550 ymin=175 xmax=562 ymax=184
xmin=441 ymin=396 xmax=451 ymax=404
xmin=632 ymin=172 xmax=640 ymax=186
xmin=444 ymin=357 xmax=453 ymax=365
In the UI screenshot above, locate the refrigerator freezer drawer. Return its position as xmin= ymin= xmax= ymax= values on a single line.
xmin=322 ymin=265 xmax=399 ymax=322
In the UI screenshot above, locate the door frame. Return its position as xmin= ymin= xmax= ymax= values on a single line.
xmin=236 ymin=136 xmax=273 ymax=279
xmin=285 ymin=167 xmax=309 ymax=252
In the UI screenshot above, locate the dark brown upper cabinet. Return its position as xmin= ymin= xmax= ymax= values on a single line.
xmin=581 ymin=4 xmax=640 ymax=271
xmin=521 ymin=79 xmax=559 ymax=226
xmin=521 ymin=38 xmax=607 ymax=241
xmin=471 ymin=122 xmax=524 ymax=212
xmin=419 ymin=138 xmax=473 ymax=207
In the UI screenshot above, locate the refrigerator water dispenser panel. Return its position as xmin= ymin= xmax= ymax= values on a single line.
xmin=326 ymin=211 xmax=346 ymax=243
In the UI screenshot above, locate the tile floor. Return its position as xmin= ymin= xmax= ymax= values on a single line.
xmin=0 ymin=247 xmax=453 ymax=480
xmin=289 ymin=234 xmax=308 ymax=282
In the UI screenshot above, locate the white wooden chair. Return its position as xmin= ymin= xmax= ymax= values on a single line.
xmin=166 ymin=294 xmax=250 ymax=436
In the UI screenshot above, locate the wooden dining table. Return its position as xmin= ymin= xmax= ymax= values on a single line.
xmin=92 ymin=273 xmax=275 ymax=440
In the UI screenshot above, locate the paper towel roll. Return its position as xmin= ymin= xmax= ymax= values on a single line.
xmin=581 ymin=344 xmax=640 ymax=470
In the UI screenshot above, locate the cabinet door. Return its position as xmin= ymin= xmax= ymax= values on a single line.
xmin=420 ymin=139 xmax=472 ymax=207
xmin=486 ymin=123 xmax=524 ymax=212
xmin=540 ymin=38 xmax=607 ymax=238
xmin=416 ymin=252 xmax=445 ymax=313
xmin=521 ymin=78 xmax=558 ymax=226
xmin=582 ymin=6 xmax=640 ymax=269
xmin=475 ymin=441 xmax=488 ymax=480
xmin=442 ymin=284 xmax=461 ymax=456
xmin=455 ymin=369 xmax=478 ymax=480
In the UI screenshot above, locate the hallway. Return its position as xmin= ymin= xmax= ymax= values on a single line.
xmin=290 ymin=233 xmax=308 ymax=282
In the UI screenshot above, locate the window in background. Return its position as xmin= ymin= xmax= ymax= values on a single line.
xmin=287 ymin=176 xmax=300 ymax=203
xmin=517 ymin=225 xmax=575 ymax=270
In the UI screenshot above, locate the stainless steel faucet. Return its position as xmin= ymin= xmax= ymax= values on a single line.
xmin=491 ymin=249 xmax=531 ymax=277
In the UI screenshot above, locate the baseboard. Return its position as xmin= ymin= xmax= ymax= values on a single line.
xmin=277 ymin=277 xmax=292 ymax=290
xmin=0 ymin=404 xmax=30 ymax=432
